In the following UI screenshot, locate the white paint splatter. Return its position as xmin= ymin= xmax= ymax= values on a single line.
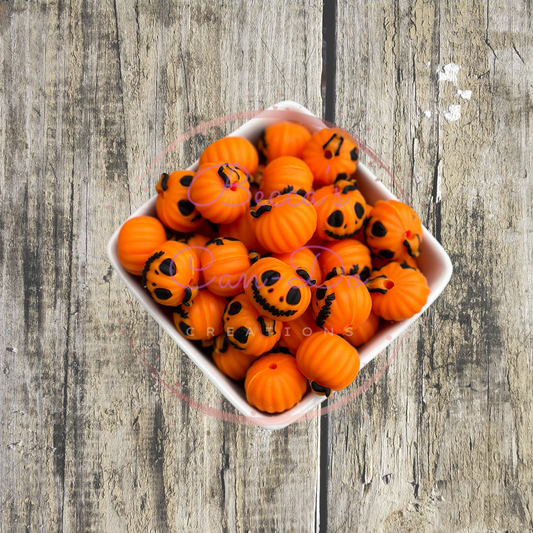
xmin=427 ymin=61 xmax=431 ymax=68
xmin=438 ymin=63 xmax=461 ymax=86
xmin=457 ymin=89 xmax=472 ymax=100
xmin=423 ymin=110 xmax=432 ymax=118
xmin=444 ymin=104 xmax=461 ymax=122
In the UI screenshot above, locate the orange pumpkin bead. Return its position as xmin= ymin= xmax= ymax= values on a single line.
xmin=257 ymin=121 xmax=312 ymax=162
xmin=142 ymin=241 xmax=199 ymax=307
xmin=302 ymin=129 xmax=359 ymax=187
xmin=310 ymin=179 xmax=368 ymax=241
xmin=252 ymin=193 xmax=317 ymax=254
xmin=189 ymin=162 xmax=250 ymax=224
xmin=273 ymin=247 xmax=323 ymax=287
xmin=280 ymin=307 xmax=321 ymax=355
xmin=173 ymin=289 xmax=227 ymax=341
xmin=199 ymin=136 xmax=259 ymax=176
xmin=222 ymin=294 xmax=281 ymax=356
xmin=318 ymin=239 xmax=372 ymax=282
xmin=367 ymin=262 xmax=430 ymax=321
xmin=176 ymin=233 xmax=210 ymax=261
xmin=344 ymin=311 xmax=380 ymax=348
xmin=219 ymin=208 xmax=267 ymax=255
xmin=212 ymin=335 xmax=257 ymax=380
xmin=245 ymin=353 xmax=308 ymax=413
xmin=259 ymin=156 xmax=314 ymax=199
xmin=117 ymin=216 xmax=168 ymax=276
xmin=311 ymin=275 xmax=371 ymax=334
xmin=296 ymin=331 xmax=360 ymax=397
xmin=200 ymin=237 xmax=251 ymax=297
xmin=365 ymin=200 xmax=423 ymax=260
xmin=245 ymin=257 xmax=312 ymax=322
xmin=155 ymin=171 xmax=204 ymax=232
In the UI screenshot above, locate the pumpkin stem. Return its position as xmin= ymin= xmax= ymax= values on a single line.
xmin=366 ymin=275 xmax=393 ymax=295
xmin=310 ymin=381 xmax=332 ymax=397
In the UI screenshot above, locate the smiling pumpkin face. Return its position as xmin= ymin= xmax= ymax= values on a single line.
xmin=244 ymin=257 xmax=313 ymax=322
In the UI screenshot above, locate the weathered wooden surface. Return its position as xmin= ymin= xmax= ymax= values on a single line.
xmin=1 ymin=0 xmax=532 ymax=532
xmin=329 ymin=1 xmax=533 ymax=532
xmin=0 ymin=1 xmax=322 ymax=532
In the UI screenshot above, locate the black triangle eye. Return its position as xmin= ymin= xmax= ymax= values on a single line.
xmin=327 ymin=210 xmax=344 ymax=227
xmin=159 ymin=258 xmax=177 ymax=276
xmin=355 ymin=202 xmax=365 ymax=218
xmin=178 ymin=199 xmax=195 ymax=216
xmin=315 ymin=287 xmax=327 ymax=300
xmin=180 ymin=175 xmax=194 ymax=187
xmin=261 ymin=270 xmax=280 ymax=286
xmin=286 ymin=287 xmax=301 ymax=306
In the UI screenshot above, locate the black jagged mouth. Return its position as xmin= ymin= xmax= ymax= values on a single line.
xmin=325 ymin=226 xmax=363 ymax=240
xmin=315 ymin=293 xmax=335 ymax=328
xmin=250 ymin=279 xmax=297 ymax=318
xmin=142 ymin=250 xmax=165 ymax=288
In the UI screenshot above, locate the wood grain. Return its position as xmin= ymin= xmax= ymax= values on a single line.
xmin=0 ymin=1 xmax=323 ymax=532
xmin=329 ymin=1 xmax=533 ymax=531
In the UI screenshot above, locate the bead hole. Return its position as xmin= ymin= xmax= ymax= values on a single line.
xmin=385 ymin=280 xmax=395 ymax=290
xmin=405 ymin=230 xmax=412 ymax=239
xmin=269 ymin=363 xmax=278 ymax=370
xmin=324 ymin=150 xmax=333 ymax=159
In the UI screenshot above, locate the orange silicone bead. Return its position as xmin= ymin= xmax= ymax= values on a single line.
xmin=117 ymin=216 xmax=168 ymax=276
xmin=189 ymin=162 xmax=250 ymax=224
xmin=318 ymin=239 xmax=372 ymax=282
xmin=280 ymin=307 xmax=321 ymax=355
xmin=257 ymin=121 xmax=312 ymax=162
xmin=252 ymin=193 xmax=317 ymax=254
xmin=199 ymin=136 xmax=259 ymax=176
xmin=245 ymin=353 xmax=308 ymax=413
xmin=173 ymin=289 xmax=227 ymax=341
xmin=259 ymin=156 xmax=314 ymax=199
xmin=296 ymin=331 xmax=360 ymax=397
xmin=367 ymin=262 xmax=430 ymax=321
xmin=273 ymin=247 xmax=323 ymax=287
xmin=212 ymin=335 xmax=257 ymax=380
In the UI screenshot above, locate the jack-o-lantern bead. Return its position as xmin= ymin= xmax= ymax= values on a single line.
xmin=259 ymin=156 xmax=314 ymax=199
xmin=176 ymin=233 xmax=210 ymax=261
xmin=310 ymin=179 xmax=368 ymax=241
xmin=189 ymin=162 xmax=250 ymax=224
xmin=173 ymin=289 xmax=227 ymax=341
xmin=280 ymin=307 xmax=321 ymax=355
xmin=245 ymin=257 xmax=313 ymax=322
xmin=155 ymin=171 xmax=204 ymax=232
xmin=318 ymin=239 xmax=372 ymax=282
xmin=199 ymin=136 xmax=259 ymax=176
xmin=200 ymin=237 xmax=252 ymax=297
xmin=222 ymin=293 xmax=281 ymax=355
xmin=367 ymin=262 xmax=430 ymax=321
xmin=252 ymin=193 xmax=317 ymax=254
xmin=219 ymin=208 xmax=267 ymax=255
xmin=302 ymin=129 xmax=359 ymax=187
xmin=273 ymin=247 xmax=323 ymax=287
xmin=311 ymin=274 xmax=371 ymax=334
xmin=296 ymin=331 xmax=360 ymax=397
xmin=257 ymin=121 xmax=312 ymax=163
xmin=142 ymin=241 xmax=199 ymax=307
xmin=117 ymin=216 xmax=168 ymax=276
xmin=212 ymin=335 xmax=257 ymax=380
xmin=365 ymin=200 xmax=423 ymax=261
xmin=344 ymin=311 xmax=380 ymax=348
xmin=245 ymin=352 xmax=308 ymax=413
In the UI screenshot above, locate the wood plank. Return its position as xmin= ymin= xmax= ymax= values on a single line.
xmin=328 ymin=1 xmax=533 ymax=531
xmin=0 ymin=1 xmax=323 ymax=531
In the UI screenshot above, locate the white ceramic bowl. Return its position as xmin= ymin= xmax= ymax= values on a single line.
xmin=107 ymin=101 xmax=453 ymax=430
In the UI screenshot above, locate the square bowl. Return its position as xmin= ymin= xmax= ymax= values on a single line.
xmin=107 ymin=101 xmax=453 ymax=430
